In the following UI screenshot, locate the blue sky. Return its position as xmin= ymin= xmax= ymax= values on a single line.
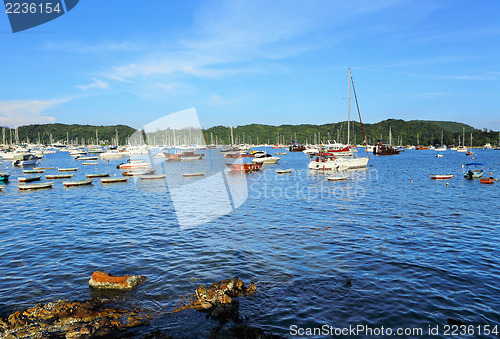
xmin=1 ymin=0 xmax=499 ymax=130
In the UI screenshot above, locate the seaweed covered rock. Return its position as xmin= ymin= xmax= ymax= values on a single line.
xmin=0 ymin=299 xmax=152 ymax=338
xmin=175 ymin=277 xmax=256 ymax=323
xmin=89 ymin=271 xmax=146 ymax=290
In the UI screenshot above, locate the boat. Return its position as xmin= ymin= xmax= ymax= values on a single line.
xmin=182 ymin=172 xmax=206 ymax=177
xmin=46 ymin=174 xmax=74 ymax=179
xmin=140 ymin=174 xmax=166 ymax=180
xmin=122 ymin=169 xmax=156 ymax=176
xmin=164 ymin=150 xmax=204 ymax=161
xmin=34 ymin=167 xmax=54 ymax=170
xmin=12 ymin=153 xmax=38 ymax=167
xmin=276 ymin=169 xmax=292 ymax=174
xmin=327 ymin=174 xmax=349 ymax=181
xmin=82 ymin=162 xmax=99 ymax=166
xmin=75 ymin=156 xmax=99 ymax=161
xmin=321 ymin=140 xmax=354 ymax=157
xmin=58 ymin=168 xmax=78 ymax=172
xmin=224 ymin=152 xmax=254 ymax=159
xmin=252 ymin=152 xmax=280 ymax=164
xmin=462 ymin=163 xmax=484 ymax=179
xmin=23 ymin=169 xmax=44 ymax=174
xmin=430 ymin=174 xmax=453 ymax=180
xmin=118 ymin=161 xmax=151 ymax=170
xmin=274 ymin=152 xmax=287 ymax=155
xmin=373 ymin=142 xmax=400 ymax=155
xmin=18 ymin=182 xmax=54 ymax=190
xmin=226 ymin=162 xmax=263 ymax=172
xmin=457 ymin=128 xmax=468 ymax=152
xmin=18 ymin=175 xmax=42 ymax=183
xmin=289 ymin=141 xmax=306 ymax=152
xmin=435 ymin=154 xmax=444 ymax=158
xmin=465 ymin=151 xmax=475 ymax=156
xmin=63 ymin=179 xmax=93 ymax=187
xmin=86 ymin=173 xmax=110 ymax=178
xmin=0 ymin=172 xmax=10 ymax=181
xmin=483 ymin=143 xmax=492 ymax=149
xmin=100 ymin=151 xmax=127 ymax=159
xmin=101 ymin=177 xmax=128 ymax=183
xmin=479 ymin=177 xmax=495 ymax=184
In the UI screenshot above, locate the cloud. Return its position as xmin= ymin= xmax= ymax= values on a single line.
xmin=0 ymin=98 xmax=70 ymax=127
xmin=77 ymin=78 xmax=109 ymax=91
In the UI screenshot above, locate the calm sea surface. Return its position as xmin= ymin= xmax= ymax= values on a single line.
xmin=0 ymin=149 xmax=499 ymax=337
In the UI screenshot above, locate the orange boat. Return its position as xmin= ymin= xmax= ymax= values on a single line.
xmin=226 ymin=162 xmax=263 ymax=172
xmin=479 ymin=177 xmax=495 ymax=184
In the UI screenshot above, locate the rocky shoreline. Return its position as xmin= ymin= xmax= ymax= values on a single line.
xmin=0 ymin=273 xmax=281 ymax=338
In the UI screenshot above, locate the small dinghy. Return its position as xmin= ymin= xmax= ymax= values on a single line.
xmin=82 ymin=162 xmax=99 ymax=166
xmin=435 ymin=154 xmax=444 ymax=158
xmin=18 ymin=182 xmax=54 ymax=190
xmin=18 ymin=175 xmax=42 ymax=183
xmin=276 ymin=169 xmax=292 ymax=174
xmin=140 ymin=174 xmax=166 ymax=180
xmin=430 ymin=174 xmax=453 ymax=180
xmin=86 ymin=173 xmax=110 ymax=178
xmin=46 ymin=174 xmax=74 ymax=179
xmin=75 ymin=156 xmax=99 ymax=161
xmin=34 ymin=167 xmax=54 ymax=170
xmin=182 ymin=172 xmax=205 ymax=177
xmin=23 ymin=169 xmax=44 ymax=174
xmin=122 ymin=169 xmax=156 ymax=176
xmin=63 ymin=179 xmax=94 ymax=187
xmin=479 ymin=177 xmax=495 ymax=184
xmin=327 ymin=174 xmax=348 ymax=181
xmin=101 ymin=177 xmax=128 ymax=183
xmin=58 ymin=168 xmax=78 ymax=172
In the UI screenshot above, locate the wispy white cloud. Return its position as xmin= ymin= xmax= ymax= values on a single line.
xmin=43 ymin=41 xmax=142 ymax=54
xmin=0 ymin=98 xmax=70 ymax=127
xmin=77 ymin=78 xmax=109 ymax=91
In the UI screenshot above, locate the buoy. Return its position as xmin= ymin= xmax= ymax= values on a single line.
xmin=495 ymin=178 xmax=498 ymax=181
xmin=490 ymin=172 xmax=493 ymax=175
xmin=446 ymin=183 xmax=449 ymax=186
xmin=410 ymin=180 xmax=413 ymax=182
xmin=201 ymin=161 xmax=203 ymax=163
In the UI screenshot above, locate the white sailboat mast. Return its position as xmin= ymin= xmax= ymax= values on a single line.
xmin=347 ymin=68 xmax=351 ymax=146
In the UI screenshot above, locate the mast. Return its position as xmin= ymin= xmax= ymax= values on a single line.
xmin=172 ymin=112 xmax=176 ymax=146
xmin=2 ymin=128 xmax=5 ymax=145
xmin=66 ymin=132 xmax=69 ymax=146
xmin=389 ymin=127 xmax=392 ymax=145
xmin=230 ymin=125 xmax=234 ymax=146
xmin=347 ymin=68 xmax=351 ymax=146
xmin=96 ymin=129 xmax=99 ymax=145
xmin=462 ymin=127 xmax=465 ymax=147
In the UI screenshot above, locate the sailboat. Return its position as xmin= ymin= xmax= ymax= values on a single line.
xmin=457 ymin=127 xmax=468 ymax=152
xmin=434 ymin=130 xmax=447 ymax=151
xmin=309 ymin=68 xmax=369 ymax=170
xmin=494 ymin=132 xmax=500 ymax=150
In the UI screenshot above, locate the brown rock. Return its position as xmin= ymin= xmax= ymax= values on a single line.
xmin=88 ymin=271 xmax=146 ymax=290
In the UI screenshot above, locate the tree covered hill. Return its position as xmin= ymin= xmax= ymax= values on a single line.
xmin=1 ymin=120 xmax=498 ymax=146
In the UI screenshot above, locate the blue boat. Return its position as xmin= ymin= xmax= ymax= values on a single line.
xmin=462 ymin=163 xmax=484 ymax=179
xmin=0 ymin=172 xmax=9 ymax=181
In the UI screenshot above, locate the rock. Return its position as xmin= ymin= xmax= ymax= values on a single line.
xmin=175 ymin=277 xmax=257 ymax=323
xmin=0 ymin=299 xmax=152 ymax=338
xmin=89 ymin=271 xmax=146 ymax=290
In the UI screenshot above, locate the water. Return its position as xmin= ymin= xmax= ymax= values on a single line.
xmin=0 ymin=149 xmax=499 ymax=337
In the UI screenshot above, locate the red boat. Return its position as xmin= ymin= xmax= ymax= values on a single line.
xmin=479 ymin=177 xmax=495 ymax=184
xmin=225 ymin=162 xmax=263 ymax=172
xmin=430 ymin=174 xmax=453 ymax=180
xmin=224 ymin=153 xmax=254 ymax=159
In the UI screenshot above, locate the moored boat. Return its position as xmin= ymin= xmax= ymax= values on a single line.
xmin=430 ymin=174 xmax=453 ymax=180
xmin=479 ymin=177 xmax=495 ymax=184
xmin=122 ymin=169 xmax=156 ymax=176
xmin=373 ymin=143 xmax=400 ymax=155
xmin=75 ymin=156 xmax=99 ymax=161
xmin=46 ymin=174 xmax=74 ymax=179
xmin=82 ymin=162 xmax=99 ymax=166
xmin=0 ymin=172 xmax=9 ymax=181
xmin=12 ymin=153 xmax=39 ymax=167
xmin=140 ymin=174 xmax=166 ymax=180
xmin=18 ymin=175 xmax=42 ymax=183
xmin=86 ymin=173 xmax=110 ymax=178
xmin=327 ymin=174 xmax=349 ymax=181
xmin=276 ymin=169 xmax=292 ymax=174
xmin=226 ymin=162 xmax=263 ymax=172
xmin=182 ymin=172 xmax=206 ymax=177
xmin=289 ymin=141 xmax=306 ymax=152
xmin=101 ymin=177 xmax=128 ymax=183
xmin=435 ymin=154 xmax=444 ymax=158
xmin=23 ymin=169 xmax=44 ymax=174
xmin=63 ymin=179 xmax=93 ymax=187
xmin=58 ymin=168 xmax=78 ymax=172
xmin=18 ymin=182 xmax=54 ymax=190
xmin=462 ymin=163 xmax=484 ymax=179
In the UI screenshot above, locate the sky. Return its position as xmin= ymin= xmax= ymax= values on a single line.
xmin=0 ymin=0 xmax=499 ymax=131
